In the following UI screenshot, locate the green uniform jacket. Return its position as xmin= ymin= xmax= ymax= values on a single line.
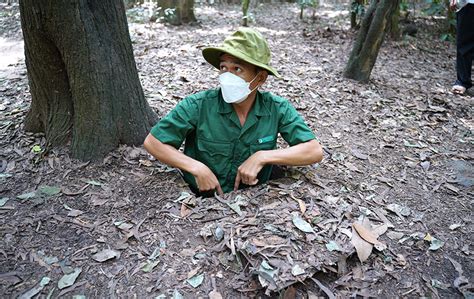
xmin=150 ymin=89 xmax=317 ymax=193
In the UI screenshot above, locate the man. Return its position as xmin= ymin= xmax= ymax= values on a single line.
xmin=144 ymin=28 xmax=323 ymax=195
xmin=450 ymin=0 xmax=474 ymax=95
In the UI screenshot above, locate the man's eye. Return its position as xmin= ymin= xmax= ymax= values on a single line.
xmin=235 ymin=67 xmax=242 ymax=73
xmin=220 ymin=65 xmax=227 ymax=71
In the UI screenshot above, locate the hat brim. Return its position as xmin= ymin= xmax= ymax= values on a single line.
xmin=202 ymin=46 xmax=281 ymax=78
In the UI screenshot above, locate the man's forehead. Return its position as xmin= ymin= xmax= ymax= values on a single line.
xmin=219 ymin=53 xmax=245 ymax=64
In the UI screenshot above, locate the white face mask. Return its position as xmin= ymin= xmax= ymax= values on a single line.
xmin=218 ymin=72 xmax=259 ymax=104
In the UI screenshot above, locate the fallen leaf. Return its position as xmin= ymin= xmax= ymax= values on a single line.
xmin=351 ymin=148 xmax=368 ymax=160
xmin=148 ymin=247 xmax=161 ymax=260
xmin=172 ymin=289 xmax=184 ymax=299
xmin=187 ymin=267 xmax=201 ymax=279
xmin=292 ymin=214 xmax=315 ymax=233
xmin=32 ymin=145 xmax=42 ymax=153
xmin=208 ymin=290 xmax=223 ymax=299
xmin=396 ymin=254 xmax=407 ymax=266
xmin=17 ymin=191 xmax=36 ymax=200
xmin=258 ymin=260 xmax=278 ymax=288
xmin=372 ymin=223 xmax=388 ymax=236
xmin=141 ymin=259 xmax=160 ymax=273
xmin=91 ymin=249 xmax=120 ymax=262
xmin=428 ymin=238 xmax=444 ymax=251
xmin=325 ymin=241 xmax=341 ymax=252
xmin=67 ymin=209 xmax=84 ymax=217
xmin=226 ymin=196 xmax=247 ymax=216
xmin=139 ymin=159 xmax=153 ymax=167
xmin=353 ymin=222 xmax=381 ymax=245
xmin=431 ymin=279 xmax=449 ymax=290
xmin=58 ymin=268 xmax=81 ymax=289
xmin=38 ymin=185 xmax=61 ymax=196
xmin=444 ymin=183 xmax=459 ymax=193
xmin=85 ymin=180 xmax=103 ymax=186
xmin=290 ymin=194 xmax=306 ymax=214
xmin=351 ymin=219 xmax=373 ymax=262
xmin=173 ymin=191 xmax=192 ymax=203
xmin=19 ymin=276 xmax=50 ymax=299
xmin=291 ymin=264 xmax=305 ymax=276
xmin=91 ymin=196 xmax=108 ymax=206
xmin=403 ymin=140 xmax=425 ymax=148
xmin=114 ymin=221 xmax=133 ymax=230
xmin=424 ymin=233 xmax=433 ymax=242
xmin=386 ymin=231 xmax=404 ymax=240
xmin=180 ymin=203 xmax=192 ymax=218
xmin=187 ymin=273 xmax=204 ymax=288
xmin=420 ymin=161 xmax=430 ymax=171
xmin=449 ymin=223 xmax=462 ymax=230
xmin=0 ymin=197 xmax=9 ymax=206
xmin=373 ymin=208 xmax=394 ymax=228
xmin=386 ymin=203 xmax=411 ymax=217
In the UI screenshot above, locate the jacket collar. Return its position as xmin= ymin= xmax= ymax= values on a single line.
xmin=217 ymin=89 xmax=271 ymax=116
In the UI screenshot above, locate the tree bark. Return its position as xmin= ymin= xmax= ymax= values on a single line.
xmin=158 ymin=0 xmax=196 ymax=25
xmin=242 ymin=0 xmax=250 ymax=26
xmin=388 ymin=2 xmax=401 ymax=40
xmin=20 ymin=0 xmax=157 ymax=161
xmin=344 ymin=0 xmax=400 ymax=83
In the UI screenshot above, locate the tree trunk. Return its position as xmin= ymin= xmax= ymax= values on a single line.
xmin=158 ymin=0 xmax=196 ymax=25
xmin=19 ymin=0 xmax=157 ymax=161
xmin=388 ymin=2 xmax=401 ymax=40
xmin=242 ymin=0 xmax=250 ymax=26
xmin=344 ymin=0 xmax=400 ymax=83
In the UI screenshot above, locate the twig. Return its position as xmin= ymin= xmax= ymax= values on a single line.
xmin=72 ymin=244 xmax=97 ymax=256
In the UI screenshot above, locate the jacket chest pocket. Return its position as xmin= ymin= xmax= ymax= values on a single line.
xmin=250 ymin=135 xmax=276 ymax=154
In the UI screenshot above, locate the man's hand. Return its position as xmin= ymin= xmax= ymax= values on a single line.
xmin=234 ymin=151 xmax=265 ymax=191
xmin=192 ymin=162 xmax=223 ymax=195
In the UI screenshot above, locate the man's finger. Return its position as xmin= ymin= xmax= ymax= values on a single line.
xmin=216 ymin=184 xmax=224 ymax=196
xmin=234 ymin=173 xmax=241 ymax=191
xmin=249 ymin=178 xmax=259 ymax=185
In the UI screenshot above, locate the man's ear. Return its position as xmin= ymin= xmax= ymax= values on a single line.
xmin=258 ymin=70 xmax=268 ymax=85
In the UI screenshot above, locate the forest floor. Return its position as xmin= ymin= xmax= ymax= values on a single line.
xmin=1 ymin=2 xmax=473 ymax=298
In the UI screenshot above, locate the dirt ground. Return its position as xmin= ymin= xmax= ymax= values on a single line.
xmin=1 ymin=2 xmax=473 ymax=298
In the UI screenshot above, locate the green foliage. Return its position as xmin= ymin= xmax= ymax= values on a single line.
xmin=350 ymin=0 xmax=365 ymax=17
xmin=400 ymin=0 xmax=409 ymax=12
xmin=423 ymin=0 xmax=445 ymax=15
xmin=298 ymin=0 xmax=318 ymax=20
xmin=298 ymin=0 xmax=318 ymax=9
xmin=440 ymin=33 xmax=455 ymax=42
xmin=164 ymin=7 xmax=180 ymax=25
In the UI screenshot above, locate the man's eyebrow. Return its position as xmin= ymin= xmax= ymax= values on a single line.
xmin=220 ymin=56 xmax=244 ymax=65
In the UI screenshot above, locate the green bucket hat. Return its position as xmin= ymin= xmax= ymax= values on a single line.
xmin=202 ymin=28 xmax=281 ymax=78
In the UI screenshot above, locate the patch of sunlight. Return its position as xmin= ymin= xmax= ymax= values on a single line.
xmin=0 ymin=37 xmax=24 ymax=70
xmin=318 ymin=9 xmax=349 ymax=18
xmin=255 ymin=27 xmax=290 ymax=37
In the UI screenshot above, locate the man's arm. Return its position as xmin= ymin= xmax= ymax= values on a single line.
xmin=144 ymin=134 xmax=223 ymax=194
xmin=234 ymin=139 xmax=322 ymax=190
